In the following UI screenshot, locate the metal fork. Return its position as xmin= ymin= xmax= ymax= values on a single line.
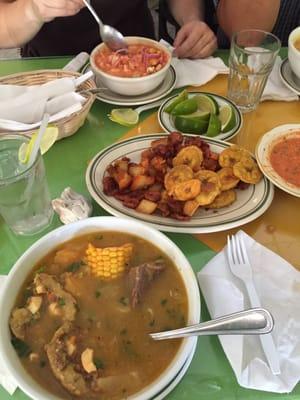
xmin=227 ymin=234 xmax=281 ymax=375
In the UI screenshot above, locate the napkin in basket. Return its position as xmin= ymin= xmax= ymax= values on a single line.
xmin=197 ymin=230 xmax=300 ymax=393
xmin=0 ymin=71 xmax=93 ymax=129
xmin=161 ymin=40 xmax=298 ymax=102
xmin=0 ymin=276 xmax=17 ymax=395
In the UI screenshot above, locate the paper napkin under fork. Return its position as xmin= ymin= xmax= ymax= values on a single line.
xmin=198 ymin=230 xmax=300 ymax=393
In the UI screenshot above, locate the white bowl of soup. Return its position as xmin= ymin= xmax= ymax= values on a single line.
xmin=0 ymin=216 xmax=200 ymax=400
xmin=90 ymin=37 xmax=172 ymax=96
xmin=288 ymin=26 xmax=300 ymax=79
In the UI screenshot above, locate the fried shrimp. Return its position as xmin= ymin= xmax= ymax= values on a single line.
xmin=172 ymin=146 xmax=203 ymax=171
xmin=233 ymin=157 xmax=262 ymax=184
xmin=217 ymin=167 xmax=240 ymax=191
xmin=164 ymin=165 xmax=194 ymax=194
xmin=173 ymin=179 xmax=201 ymax=201
xmin=219 ymin=145 xmax=250 ymax=168
xmin=206 ymin=189 xmax=236 ymax=209
xmin=183 ymin=200 xmax=200 ymax=217
xmin=194 ymin=170 xmax=221 ymax=206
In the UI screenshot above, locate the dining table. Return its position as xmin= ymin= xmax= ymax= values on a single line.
xmin=0 ymin=49 xmax=299 ymax=400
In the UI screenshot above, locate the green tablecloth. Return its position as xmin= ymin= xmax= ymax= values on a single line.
xmin=0 ymin=53 xmax=298 ymax=400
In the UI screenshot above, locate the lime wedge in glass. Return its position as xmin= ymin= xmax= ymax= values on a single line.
xmin=18 ymin=125 xmax=59 ymax=164
xmin=108 ymin=108 xmax=139 ymax=126
xmin=219 ymin=105 xmax=236 ymax=133
xmin=193 ymin=94 xmax=219 ymax=115
xmin=206 ymin=113 xmax=221 ymax=137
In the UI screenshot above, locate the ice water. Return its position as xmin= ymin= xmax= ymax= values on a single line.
xmin=0 ymin=136 xmax=53 ymax=235
xmin=227 ymin=60 xmax=270 ymax=113
xmin=227 ymin=30 xmax=280 ymax=113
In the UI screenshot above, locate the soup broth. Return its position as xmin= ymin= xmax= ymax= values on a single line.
xmin=9 ymin=232 xmax=188 ymax=400
xmin=294 ymin=38 xmax=300 ymax=51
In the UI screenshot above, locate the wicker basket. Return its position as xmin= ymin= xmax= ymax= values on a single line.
xmin=0 ymin=69 xmax=97 ymax=140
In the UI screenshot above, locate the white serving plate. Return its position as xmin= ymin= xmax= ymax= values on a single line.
xmin=86 ymin=134 xmax=274 ymax=234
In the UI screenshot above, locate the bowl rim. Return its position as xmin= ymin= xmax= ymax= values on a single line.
xmin=90 ymin=36 xmax=172 ymax=82
xmin=0 ymin=216 xmax=200 ymax=400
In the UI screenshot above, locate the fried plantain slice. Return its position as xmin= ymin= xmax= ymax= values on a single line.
xmin=217 ymin=167 xmax=240 ymax=191
xmin=173 ymin=179 xmax=201 ymax=201
xmin=233 ymin=157 xmax=262 ymax=184
xmin=164 ymin=165 xmax=194 ymax=195
xmin=206 ymin=189 xmax=236 ymax=209
xmin=194 ymin=170 xmax=221 ymax=206
xmin=172 ymin=145 xmax=203 ymax=171
xmin=219 ymin=145 xmax=250 ymax=168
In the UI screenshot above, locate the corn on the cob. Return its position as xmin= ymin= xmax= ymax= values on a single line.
xmin=85 ymin=243 xmax=134 ymax=280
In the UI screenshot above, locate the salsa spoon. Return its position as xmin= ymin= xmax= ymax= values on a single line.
xmin=82 ymin=0 xmax=127 ymax=52
xmin=150 ymin=308 xmax=273 ymax=340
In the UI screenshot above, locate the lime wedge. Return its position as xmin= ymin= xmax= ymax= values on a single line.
xmin=175 ymin=110 xmax=210 ymax=121
xmin=164 ymin=89 xmax=188 ymax=114
xmin=174 ymin=115 xmax=209 ymax=134
xmin=109 ymin=108 xmax=139 ymax=126
xmin=193 ymin=94 xmax=219 ymax=114
xmin=206 ymin=113 xmax=221 ymax=137
xmin=18 ymin=125 xmax=59 ymax=164
xmin=219 ymin=105 xmax=236 ymax=133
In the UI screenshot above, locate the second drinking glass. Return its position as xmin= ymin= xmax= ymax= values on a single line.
xmin=227 ymin=29 xmax=281 ymax=113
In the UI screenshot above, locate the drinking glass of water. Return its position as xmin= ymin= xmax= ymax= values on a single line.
xmin=0 ymin=134 xmax=53 ymax=235
xmin=227 ymin=29 xmax=281 ymax=113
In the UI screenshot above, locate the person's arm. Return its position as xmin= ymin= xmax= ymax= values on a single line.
xmin=216 ymin=0 xmax=281 ymax=40
xmin=167 ymin=0 xmax=217 ymax=59
xmin=0 ymin=0 xmax=83 ymax=48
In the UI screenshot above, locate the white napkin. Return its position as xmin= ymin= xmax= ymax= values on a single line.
xmin=198 ymin=230 xmax=300 ymax=393
xmin=160 ymin=39 xmax=229 ymax=88
xmin=0 ymin=276 xmax=18 ymax=395
xmin=261 ymin=56 xmax=298 ymax=101
xmin=160 ymin=40 xmax=298 ymax=102
xmin=0 ymin=71 xmax=93 ymax=129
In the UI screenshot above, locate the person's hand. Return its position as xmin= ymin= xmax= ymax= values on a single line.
xmin=173 ymin=20 xmax=217 ymax=59
xmin=28 ymin=0 xmax=84 ymax=23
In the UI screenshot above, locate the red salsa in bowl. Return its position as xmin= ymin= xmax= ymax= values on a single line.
xmin=93 ymin=44 xmax=169 ymax=78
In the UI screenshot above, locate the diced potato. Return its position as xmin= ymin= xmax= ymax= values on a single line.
xmin=130 ymin=175 xmax=155 ymax=191
xmin=128 ymin=164 xmax=145 ymax=177
xmin=114 ymin=158 xmax=129 ymax=172
xmin=136 ymin=199 xmax=157 ymax=215
xmin=183 ymin=200 xmax=199 ymax=217
xmin=114 ymin=170 xmax=132 ymax=190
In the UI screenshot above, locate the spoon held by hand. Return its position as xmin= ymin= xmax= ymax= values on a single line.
xmin=82 ymin=0 xmax=127 ymax=52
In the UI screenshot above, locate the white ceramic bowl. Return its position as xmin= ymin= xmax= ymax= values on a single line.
xmin=288 ymin=26 xmax=300 ymax=79
xmin=0 ymin=216 xmax=200 ymax=400
xmin=90 ymin=37 xmax=172 ymax=96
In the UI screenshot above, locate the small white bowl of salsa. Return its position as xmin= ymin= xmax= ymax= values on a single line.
xmin=90 ymin=37 xmax=172 ymax=96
